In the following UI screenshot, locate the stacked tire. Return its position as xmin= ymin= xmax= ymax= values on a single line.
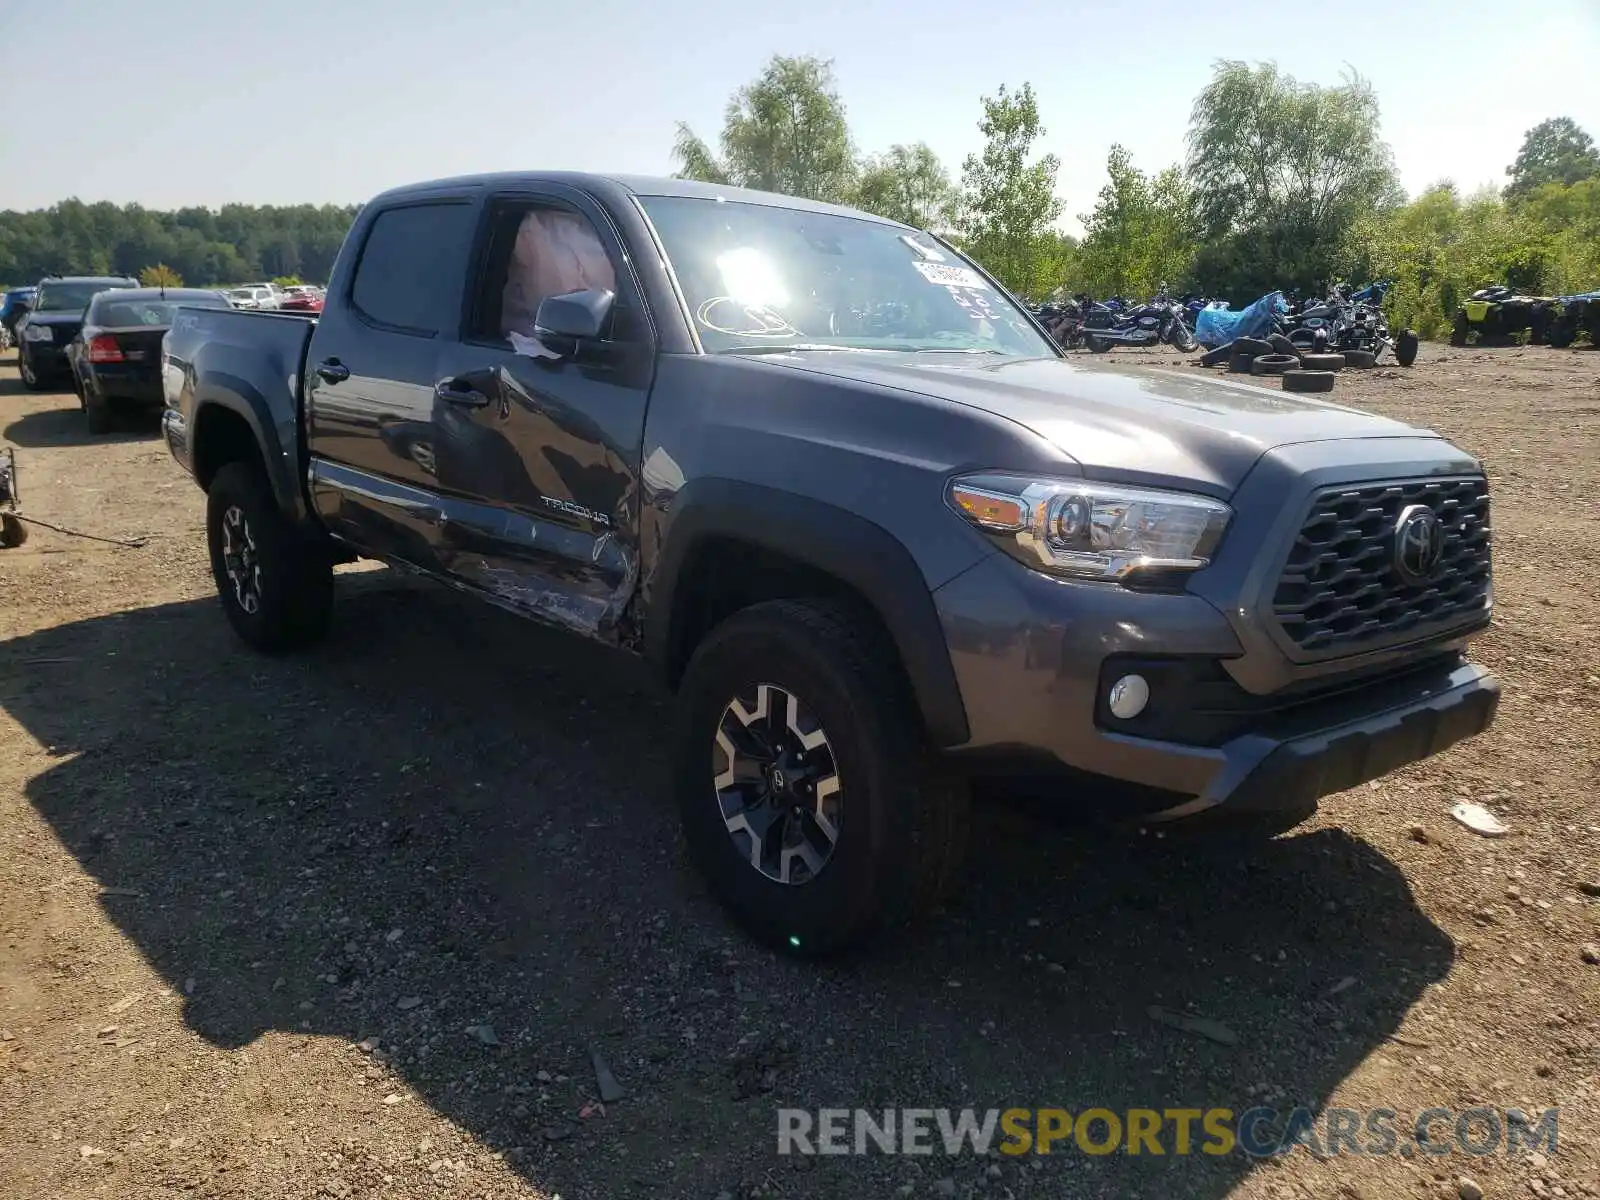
xmin=1210 ymin=336 xmax=1338 ymax=394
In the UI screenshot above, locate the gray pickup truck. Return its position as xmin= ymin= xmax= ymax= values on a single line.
xmin=160 ymin=172 xmax=1498 ymax=954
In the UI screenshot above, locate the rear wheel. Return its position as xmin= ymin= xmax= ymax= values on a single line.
xmin=675 ymin=599 xmax=970 ymax=956
xmin=1085 ymin=333 xmax=1112 ymax=353
xmin=83 ymin=384 xmax=114 ymax=435
xmin=206 ymin=461 xmax=333 ymax=653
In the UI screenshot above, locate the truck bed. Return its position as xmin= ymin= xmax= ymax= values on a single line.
xmin=162 ymin=306 xmax=319 ymax=519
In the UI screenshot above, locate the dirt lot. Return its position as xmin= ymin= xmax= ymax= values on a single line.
xmin=1 ymin=344 xmax=1598 ymax=1200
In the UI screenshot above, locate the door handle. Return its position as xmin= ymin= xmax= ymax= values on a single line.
xmin=435 ymin=379 xmax=489 ymax=408
xmin=315 ymin=359 xmax=350 ymax=383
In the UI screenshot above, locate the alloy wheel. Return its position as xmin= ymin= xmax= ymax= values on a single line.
xmin=713 ymin=682 xmax=842 ymax=885
xmin=220 ymin=505 xmax=262 ymax=615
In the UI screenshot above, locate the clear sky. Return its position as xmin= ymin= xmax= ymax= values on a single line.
xmin=3 ymin=0 xmax=1598 ymax=234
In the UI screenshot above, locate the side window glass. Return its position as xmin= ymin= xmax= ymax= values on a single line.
xmin=474 ymin=205 xmax=630 ymax=342
xmin=351 ymin=202 xmax=475 ymax=334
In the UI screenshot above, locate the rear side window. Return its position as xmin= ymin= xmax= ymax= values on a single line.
xmin=350 ymin=201 xmax=475 ymax=335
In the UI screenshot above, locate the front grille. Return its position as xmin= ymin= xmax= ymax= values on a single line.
xmin=1273 ymin=477 xmax=1491 ymax=654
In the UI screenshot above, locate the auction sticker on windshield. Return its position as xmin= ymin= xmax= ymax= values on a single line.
xmin=912 ymin=261 xmax=990 ymax=290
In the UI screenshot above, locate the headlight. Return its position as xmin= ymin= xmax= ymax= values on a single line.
xmin=948 ymin=472 xmax=1231 ymax=583
xmin=21 ymin=324 xmax=53 ymax=343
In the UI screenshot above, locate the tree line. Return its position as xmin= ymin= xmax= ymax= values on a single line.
xmin=0 ymin=201 xmax=357 ymax=289
xmin=673 ymin=56 xmax=1600 ymax=336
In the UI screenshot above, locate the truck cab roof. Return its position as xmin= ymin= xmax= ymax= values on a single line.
xmin=366 ymin=171 xmax=907 ymax=226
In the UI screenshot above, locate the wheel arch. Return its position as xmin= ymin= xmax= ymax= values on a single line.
xmin=644 ymin=479 xmax=970 ymax=748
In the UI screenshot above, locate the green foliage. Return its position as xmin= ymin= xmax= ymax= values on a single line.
xmin=272 ymin=274 xmax=302 ymax=287
xmin=1335 ymin=181 xmax=1593 ymax=339
xmin=1505 ymin=117 xmax=1600 ymax=202
xmin=851 ymin=143 xmax=957 ymax=231
xmin=956 ymin=83 xmax=1065 ymax=297
xmin=0 ymin=199 xmax=354 ymax=287
xmin=672 ymin=55 xmax=856 ymax=202
xmin=139 ymin=263 xmax=183 ymax=287
xmin=1076 ymin=146 xmax=1196 ymax=298
xmin=1186 ymin=62 xmax=1400 ymax=296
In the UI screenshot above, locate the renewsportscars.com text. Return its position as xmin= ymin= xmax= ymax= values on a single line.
xmin=777 ymin=1106 xmax=1559 ymax=1158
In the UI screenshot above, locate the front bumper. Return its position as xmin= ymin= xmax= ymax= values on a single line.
xmin=933 ymin=551 xmax=1499 ymax=820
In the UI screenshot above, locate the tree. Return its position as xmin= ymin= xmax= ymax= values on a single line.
xmin=956 ymin=83 xmax=1064 ymax=297
xmin=672 ymin=55 xmax=856 ymax=202
xmin=1186 ymin=61 xmax=1399 ymax=295
xmin=1076 ymin=146 xmax=1197 ymax=298
xmin=139 ymin=263 xmax=183 ymax=287
xmin=1505 ymin=117 xmax=1600 ymax=201
xmin=851 ymin=143 xmax=958 ymax=231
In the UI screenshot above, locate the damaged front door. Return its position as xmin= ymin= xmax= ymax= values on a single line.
xmin=431 ymin=189 xmax=656 ymax=641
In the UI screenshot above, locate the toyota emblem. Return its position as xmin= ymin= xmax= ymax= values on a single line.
xmin=1394 ymin=504 xmax=1444 ymax=583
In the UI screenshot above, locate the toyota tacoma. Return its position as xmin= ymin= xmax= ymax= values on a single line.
xmin=160 ymin=173 xmax=1499 ymax=954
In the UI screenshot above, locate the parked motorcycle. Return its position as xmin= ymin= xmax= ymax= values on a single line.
xmin=1081 ymin=288 xmax=1198 ymax=353
xmin=1280 ymin=282 xmax=1418 ymax=366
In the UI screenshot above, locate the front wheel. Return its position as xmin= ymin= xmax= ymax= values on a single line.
xmin=1395 ymin=330 xmax=1420 ymax=367
xmin=206 ymin=461 xmax=333 ymax=653
xmin=17 ymin=348 xmax=47 ymax=391
xmin=674 ymin=600 xmax=970 ymax=956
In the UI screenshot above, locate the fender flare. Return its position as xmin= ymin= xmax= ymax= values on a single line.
xmin=645 ymin=478 xmax=971 ymax=748
xmin=190 ymin=370 xmax=308 ymax=524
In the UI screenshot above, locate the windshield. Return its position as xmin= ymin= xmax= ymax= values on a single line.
xmin=35 ymin=282 xmax=130 ymax=313
xmin=92 ymin=295 xmax=230 ymax=326
xmin=638 ymin=196 xmax=1054 ymax=357
xmin=229 ymin=289 xmax=259 ymax=300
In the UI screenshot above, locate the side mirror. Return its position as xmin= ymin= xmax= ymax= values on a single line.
xmin=534 ymin=288 xmax=615 ymax=342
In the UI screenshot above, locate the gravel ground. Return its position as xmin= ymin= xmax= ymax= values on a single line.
xmin=1 ymin=344 xmax=1598 ymax=1200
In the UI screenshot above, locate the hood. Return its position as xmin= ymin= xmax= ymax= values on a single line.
xmin=748 ymin=352 xmax=1430 ymax=493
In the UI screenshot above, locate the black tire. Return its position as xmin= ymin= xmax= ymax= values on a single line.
xmin=1198 ymin=341 xmax=1234 ymax=367
xmin=0 ymin=513 xmax=25 ymax=548
xmin=1449 ymin=315 xmax=1469 ymax=347
xmin=1547 ymin=315 xmax=1577 ymax=349
xmin=1267 ymin=334 xmax=1303 ymax=361
xmin=1282 ymin=369 xmax=1337 ymax=394
xmin=17 ymin=348 xmax=48 ymax=392
xmin=1250 ymin=353 xmax=1299 ymax=375
xmin=1341 ymin=349 xmax=1377 ymax=369
xmin=206 ymin=461 xmax=333 ymax=653
xmin=1227 ymin=351 xmax=1255 ymax=373
xmin=1169 ymin=326 xmax=1197 ymax=353
xmin=1395 ymin=330 xmax=1419 ymax=367
xmin=84 ymin=386 xmax=114 ymax=435
xmin=675 ymin=599 xmax=970 ymax=957
xmin=1086 ymin=333 xmax=1112 ymax=353
xmin=1232 ymin=337 xmax=1273 ymax=358
xmin=1299 ymin=353 xmax=1346 ymax=371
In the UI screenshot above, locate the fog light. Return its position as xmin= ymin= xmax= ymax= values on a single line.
xmin=1108 ymin=674 xmax=1150 ymax=719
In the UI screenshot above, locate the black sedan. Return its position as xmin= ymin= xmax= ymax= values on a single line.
xmin=65 ymin=288 xmax=233 ymax=433
xmin=15 ymin=275 xmax=138 ymax=390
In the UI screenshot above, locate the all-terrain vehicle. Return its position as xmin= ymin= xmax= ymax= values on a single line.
xmin=1450 ymin=286 xmax=1558 ymax=346
xmin=1548 ymin=291 xmax=1599 ymax=348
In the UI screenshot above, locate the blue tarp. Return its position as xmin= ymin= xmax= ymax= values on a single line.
xmin=1194 ymin=291 xmax=1287 ymax=348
